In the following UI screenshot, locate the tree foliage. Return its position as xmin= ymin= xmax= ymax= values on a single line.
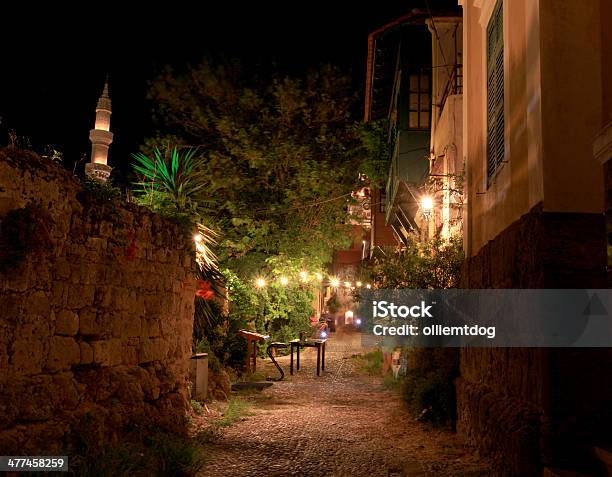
xmin=135 ymin=60 xmax=391 ymax=362
xmin=143 ymin=59 xmax=368 ymax=272
xmin=368 ymin=237 xmax=464 ymax=289
xmin=358 ymin=119 xmax=392 ymax=187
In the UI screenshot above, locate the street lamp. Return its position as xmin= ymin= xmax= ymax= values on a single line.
xmin=421 ymin=196 xmax=433 ymax=218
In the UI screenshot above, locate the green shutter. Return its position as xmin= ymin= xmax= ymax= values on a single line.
xmin=486 ymin=0 xmax=504 ymax=185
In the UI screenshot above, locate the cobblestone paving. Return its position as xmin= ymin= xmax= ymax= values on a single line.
xmin=199 ymin=331 xmax=490 ymax=477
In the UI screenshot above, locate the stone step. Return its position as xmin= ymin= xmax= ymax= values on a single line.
xmin=594 ymin=447 xmax=612 ymax=477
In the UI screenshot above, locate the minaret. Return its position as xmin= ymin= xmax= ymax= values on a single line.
xmin=85 ymin=79 xmax=114 ymax=181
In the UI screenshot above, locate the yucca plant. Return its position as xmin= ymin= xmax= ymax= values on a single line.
xmin=132 ymin=146 xmax=207 ymax=212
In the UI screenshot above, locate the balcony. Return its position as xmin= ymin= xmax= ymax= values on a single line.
xmin=385 ymin=129 xmax=430 ymax=225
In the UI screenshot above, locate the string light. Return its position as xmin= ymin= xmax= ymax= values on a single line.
xmin=193 ymin=224 xmax=218 ymax=271
xmin=330 ymin=277 xmax=340 ymax=288
xmin=279 ymin=276 xmax=289 ymax=286
xmin=356 ymin=281 xmax=362 ymax=287
xmin=344 ymin=281 xmax=351 ymax=288
xmin=255 ymin=277 xmax=267 ymax=288
xmin=315 ymin=273 xmax=323 ymax=281
xmin=299 ymin=271 xmax=309 ymax=282
xmin=366 ymin=283 xmax=372 ymax=289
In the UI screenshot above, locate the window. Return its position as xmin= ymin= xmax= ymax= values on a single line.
xmin=486 ymin=0 xmax=504 ymax=185
xmin=408 ymin=71 xmax=431 ymax=129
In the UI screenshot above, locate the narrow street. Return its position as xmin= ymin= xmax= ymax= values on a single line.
xmin=200 ymin=332 xmax=490 ymax=477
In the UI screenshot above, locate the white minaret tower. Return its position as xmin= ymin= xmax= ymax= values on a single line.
xmin=85 ymin=79 xmax=114 ymax=181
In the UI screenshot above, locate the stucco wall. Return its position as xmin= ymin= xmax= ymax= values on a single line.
xmin=430 ymin=94 xmax=463 ymax=240
xmin=539 ymin=0 xmax=603 ymax=214
xmin=463 ymin=0 xmax=605 ymax=257
xmin=463 ymin=0 xmax=541 ymax=257
xmin=0 ymin=149 xmax=196 ymax=454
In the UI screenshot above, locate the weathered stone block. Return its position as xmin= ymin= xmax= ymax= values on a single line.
xmin=78 ymin=308 xmax=99 ymax=336
xmin=47 ymin=336 xmax=80 ymax=372
xmin=11 ymin=339 xmax=44 ymax=375
xmin=25 ymin=291 xmax=50 ymax=317
xmin=91 ymin=339 xmax=122 ymax=367
xmin=55 ymin=260 xmax=71 ymax=279
xmin=49 ymin=281 xmax=68 ymax=307
xmin=143 ymin=318 xmax=161 ymax=338
xmin=67 ymin=285 xmax=95 ymax=309
xmin=122 ymin=345 xmax=139 ymax=365
xmin=79 ymin=341 xmax=93 ymax=364
xmin=122 ymin=314 xmax=142 ymax=338
xmin=139 ymin=338 xmax=167 ymax=363
xmin=55 ymin=310 xmax=78 ymax=336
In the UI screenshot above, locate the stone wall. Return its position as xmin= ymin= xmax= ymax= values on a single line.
xmin=0 ymin=149 xmax=196 ymax=454
xmin=459 ymin=202 xmax=612 ymax=475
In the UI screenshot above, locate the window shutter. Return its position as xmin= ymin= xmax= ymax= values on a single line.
xmin=486 ymin=0 xmax=504 ymax=185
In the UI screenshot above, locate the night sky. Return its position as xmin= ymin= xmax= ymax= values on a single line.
xmin=0 ymin=1 xmax=454 ymax=176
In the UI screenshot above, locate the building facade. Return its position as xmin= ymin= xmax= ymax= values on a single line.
xmin=424 ymin=15 xmax=464 ymax=242
xmin=366 ymin=0 xmax=612 ymax=474
xmin=459 ymin=0 xmax=612 ymax=474
xmin=364 ymin=7 xmax=464 ymax=251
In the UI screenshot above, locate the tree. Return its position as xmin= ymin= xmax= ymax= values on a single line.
xmin=367 ymin=236 xmax=464 ymax=289
xmin=144 ymin=60 xmax=368 ymax=274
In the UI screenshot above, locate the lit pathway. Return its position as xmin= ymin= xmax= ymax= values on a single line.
xmin=199 ymin=330 xmax=489 ymax=477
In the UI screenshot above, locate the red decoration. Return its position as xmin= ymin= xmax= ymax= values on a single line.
xmin=195 ymin=280 xmax=214 ymax=300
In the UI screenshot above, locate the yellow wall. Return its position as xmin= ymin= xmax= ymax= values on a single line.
xmin=539 ymin=0 xmax=603 ymax=213
xmin=603 ymin=0 xmax=612 ymax=124
xmin=464 ymin=0 xmax=605 ymax=257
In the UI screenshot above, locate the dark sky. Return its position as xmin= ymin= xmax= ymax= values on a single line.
xmin=0 ymin=1 xmax=455 ymax=177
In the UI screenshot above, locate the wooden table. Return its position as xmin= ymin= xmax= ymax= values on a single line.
xmin=289 ymin=338 xmax=327 ymax=376
xmin=238 ymin=329 xmax=269 ymax=373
